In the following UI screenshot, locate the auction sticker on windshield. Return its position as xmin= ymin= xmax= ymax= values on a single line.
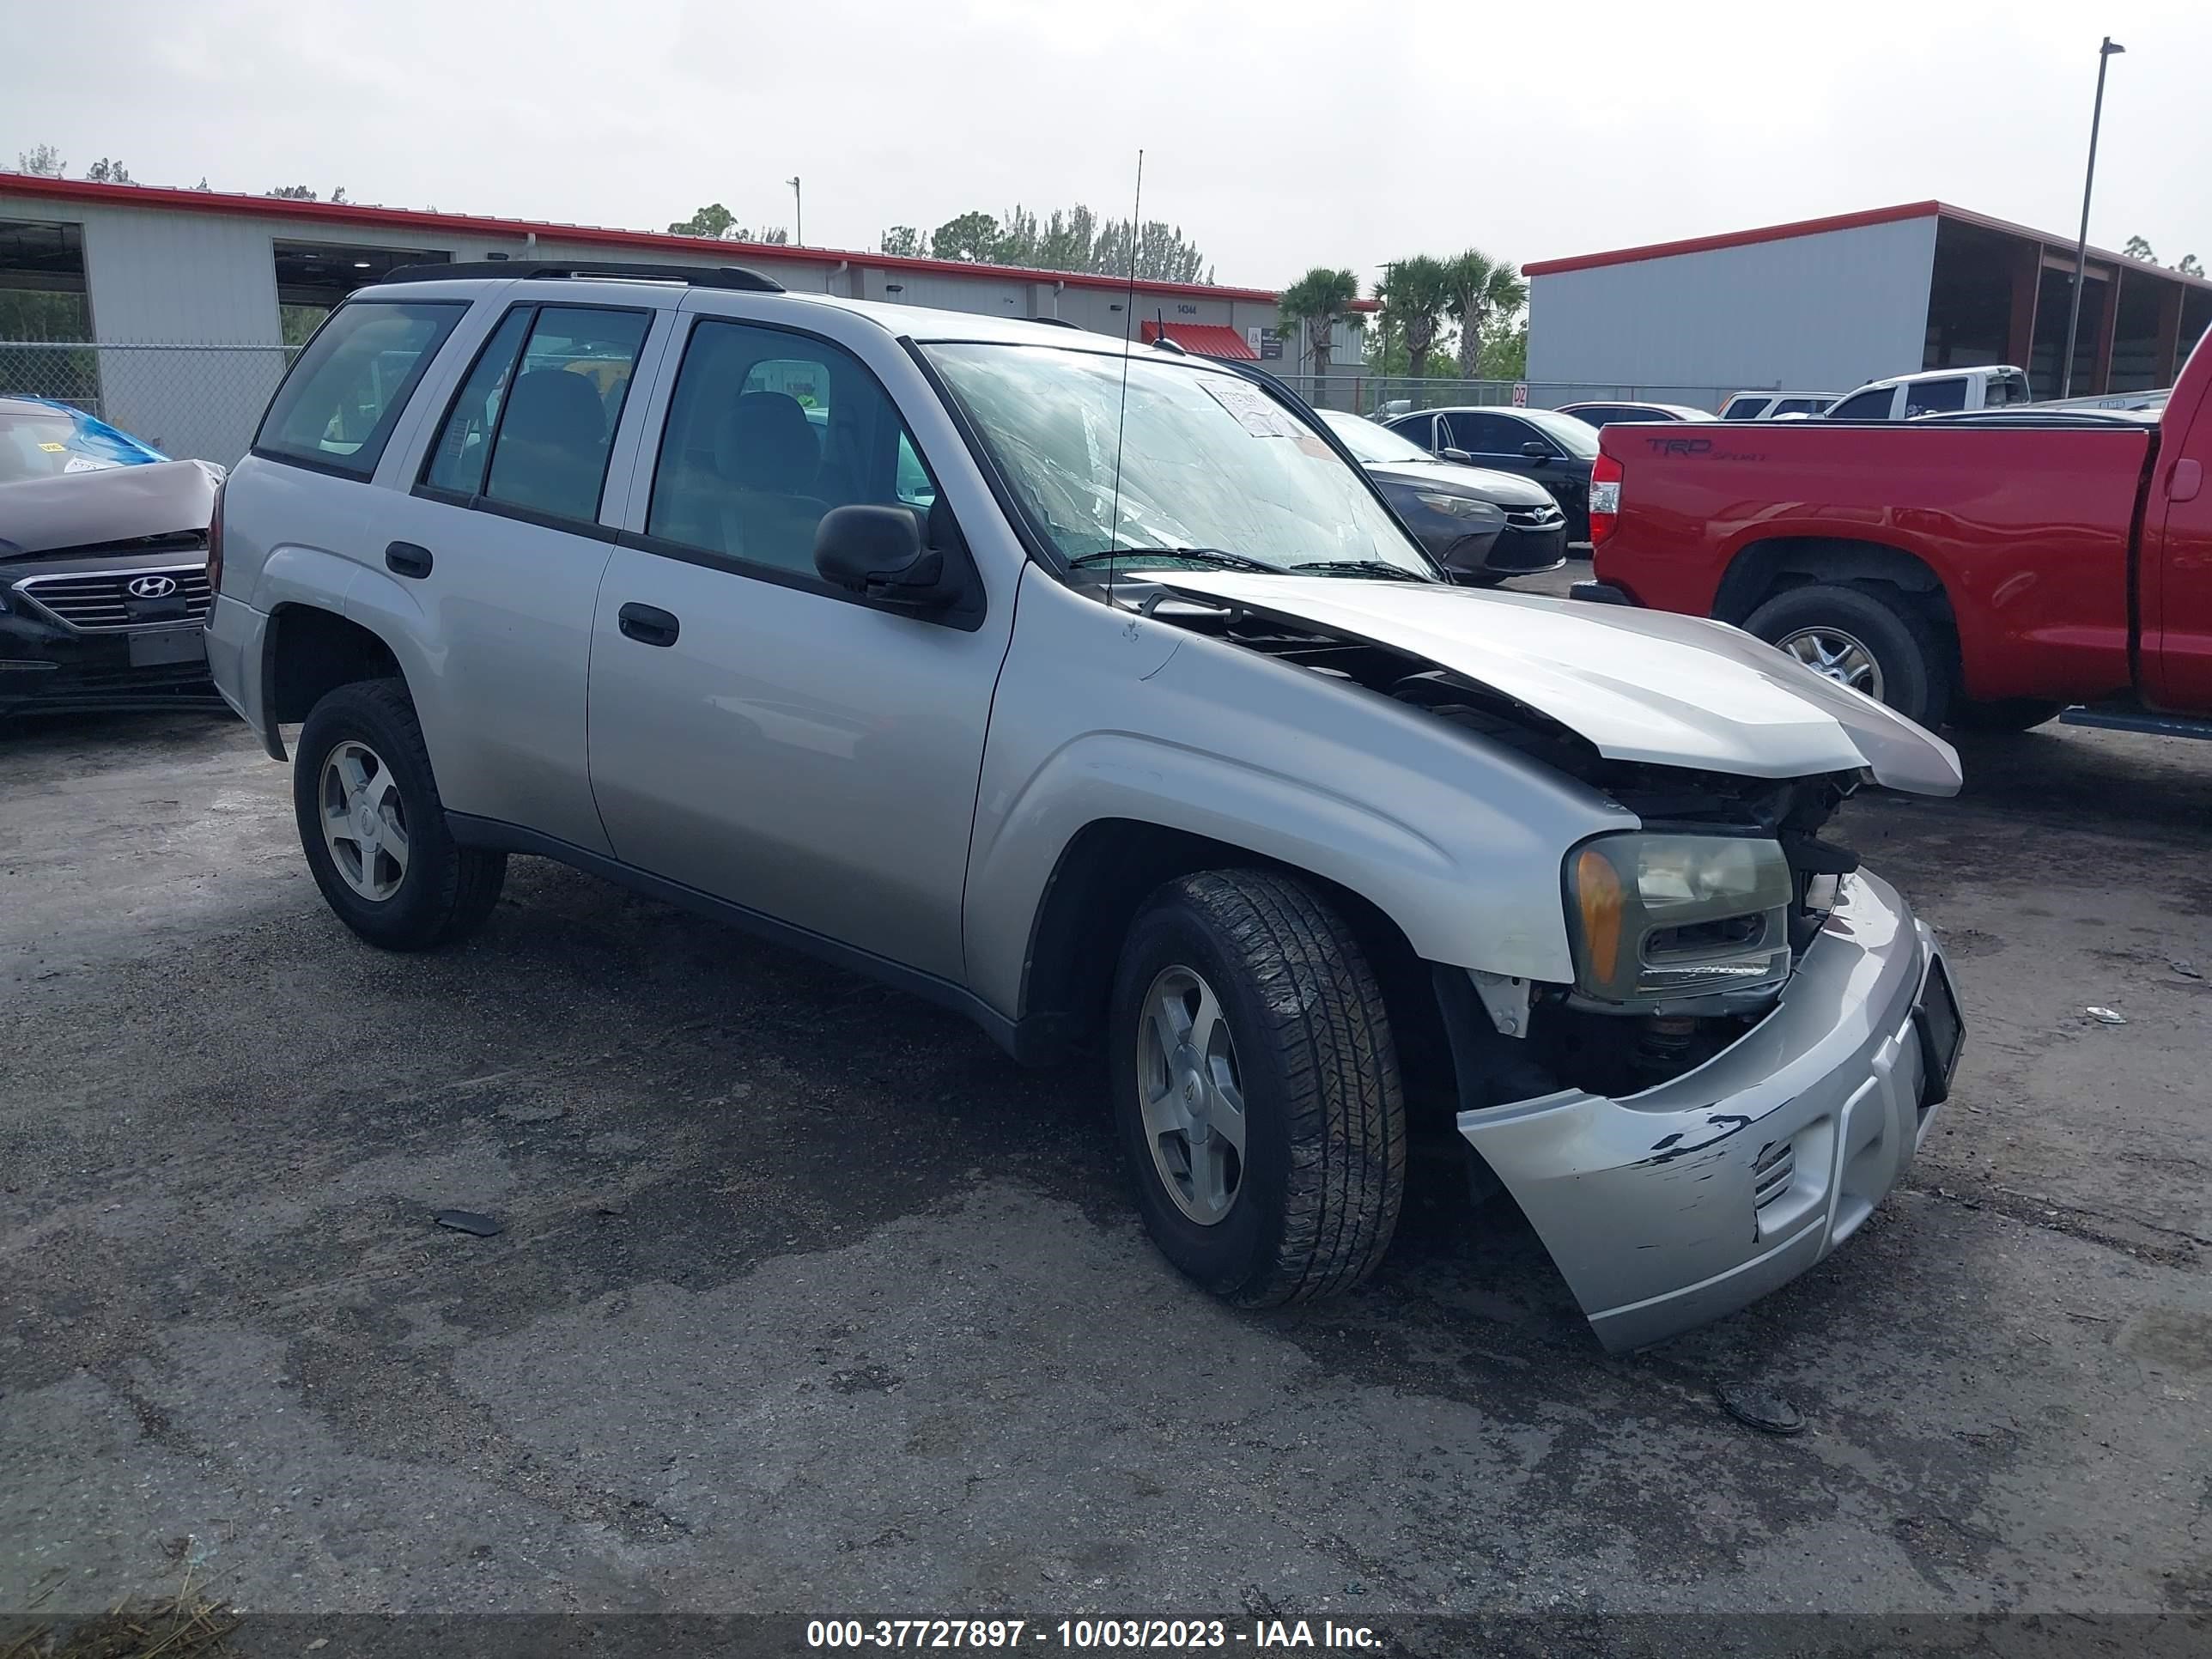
xmin=1200 ymin=376 xmax=1301 ymax=438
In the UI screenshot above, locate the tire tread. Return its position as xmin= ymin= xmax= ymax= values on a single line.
xmin=1169 ymin=870 xmax=1405 ymax=1306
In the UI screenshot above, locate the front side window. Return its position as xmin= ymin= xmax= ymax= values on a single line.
xmin=1386 ymin=413 xmax=1439 ymax=452
xmin=1774 ymin=398 xmax=1827 ymax=416
xmin=1720 ymin=397 xmax=1769 ymax=421
xmin=924 ymin=342 xmax=1433 ymax=579
xmin=647 ymin=319 xmax=937 ymax=576
xmin=1984 ymin=372 xmax=2031 ymax=408
xmin=1512 ymin=409 xmax=1601 ymax=458
xmin=256 ymin=300 xmax=465 ymax=477
xmin=1317 ymin=410 xmax=1436 ymax=465
xmin=1829 ymin=388 xmax=1898 ymax=420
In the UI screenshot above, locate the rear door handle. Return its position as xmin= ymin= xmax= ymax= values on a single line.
xmin=386 ymin=541 xmax=434 ymax=579
xmin=617 ymin=602 xmax=680 ymax=647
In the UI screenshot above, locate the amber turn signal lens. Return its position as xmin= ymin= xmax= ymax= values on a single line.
xmin=1576 ymin=846 xmax=1625 ymax=985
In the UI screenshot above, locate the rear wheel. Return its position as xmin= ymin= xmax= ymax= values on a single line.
xmin=1949 ymin=696 xmax=2063 ymax=733
xmin=1745 ymin=583 xmax=1952 ymax=728
xmin=294 ymin=678 xmax=506 ymax=951
xmin=1109 ymin=870 xmax=1406 ymax=1307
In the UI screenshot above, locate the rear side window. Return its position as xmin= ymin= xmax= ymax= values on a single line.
xmin=1828 ymin=388 xmax=1897 ymax=420
xmin=1720 ymin=397 xmax=1768 ymax=420
xmin=1905 ymin=378 xmax=1967 ymax=416
xmin=256 ymin=300 xmax=465 ymax=477
xmin=420 ymin=304 xmax=653 ymax=526
xmin=1453 ymin=410 xmax=1541 ymax=453
xmin=1774 ymin=398 xmax=1827 ymax=416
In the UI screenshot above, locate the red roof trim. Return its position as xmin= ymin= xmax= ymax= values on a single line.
xmin=0 ymin=172 xmax=1288 ymax=303
xmin=1526 ymin=199 xmax=2212 ymax=291
xmin=1524 ymin=203 xmax=1944 ymax=276
xmin=1140 ymin=320 xmax=1259 ymax=359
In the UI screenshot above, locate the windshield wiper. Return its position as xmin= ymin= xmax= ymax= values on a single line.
xmin=1067 ymin=546 xmax=1278 ymax=573
xmin=1291 ymin=560 xmax=1439 ymax=582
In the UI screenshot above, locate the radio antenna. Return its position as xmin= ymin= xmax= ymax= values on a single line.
xmin=1105 ymin=148 xmax=1143 ymax=609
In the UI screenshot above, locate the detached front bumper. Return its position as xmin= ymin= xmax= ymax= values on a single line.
xmin=1460 ymin=869 xmax=1954 ymax=1352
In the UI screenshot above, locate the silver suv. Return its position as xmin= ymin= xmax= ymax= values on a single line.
xmin=205 ymin=262 xmax=1967 ymax=1352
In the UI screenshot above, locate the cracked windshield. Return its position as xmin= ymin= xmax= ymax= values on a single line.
xmin=925 ymin=342 xmax=1434 ymax=578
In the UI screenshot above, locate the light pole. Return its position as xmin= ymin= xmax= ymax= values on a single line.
xmin=787 ymin=176 xmax=803 ymax=247
xmin=2060 ymin=36 xmax=2124 ymax=398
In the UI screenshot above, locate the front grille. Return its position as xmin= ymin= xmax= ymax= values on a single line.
xmin=1753 ymin=1139 xmax=1796 ymax=1209
xmin=1505 ymin=505 xmax=1565 ymax=528
xmin=13 ymin=566 xmax=212 ymax=632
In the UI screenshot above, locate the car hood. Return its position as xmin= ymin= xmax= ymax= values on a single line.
xmin=1363 ymin=458 xmax=1553 ymax=507
xmin=0 ymin=459 xmax=221 ymax=559
xmin=1150 ymin=572 xmax=1962 ymax=795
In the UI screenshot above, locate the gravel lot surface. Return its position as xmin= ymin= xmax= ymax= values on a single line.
xmin=3 ymin=594 xmax=2208 ymax=1631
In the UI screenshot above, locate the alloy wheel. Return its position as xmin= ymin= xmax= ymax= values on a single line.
xmin=317 ymin=738 xmax=410 ymax=902
xmin=1135 ymin=964 xmax=1248 ymax=1225
xmin=1778 ymin=626 xmax=1885 ymax=699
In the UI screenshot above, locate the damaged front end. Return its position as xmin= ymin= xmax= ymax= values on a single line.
xmin=1448 ymin=868 xmax=1953 ymax=1352
xmin=1137 ymin=575 xmax=1964 ymax=1351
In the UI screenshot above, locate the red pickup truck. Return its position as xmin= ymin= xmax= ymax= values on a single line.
xmin=1575 ymin=331 xmax=2211 ymax=738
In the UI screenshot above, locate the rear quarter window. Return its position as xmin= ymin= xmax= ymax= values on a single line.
xmin=254 ymin=299 xmax=467 ymax=478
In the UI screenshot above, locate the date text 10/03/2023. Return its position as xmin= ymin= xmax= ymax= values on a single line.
xmin=805 ymin=1619 xmax=1382 ymax=1650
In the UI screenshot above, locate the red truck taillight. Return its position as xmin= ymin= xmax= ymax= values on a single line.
xmin=204 ymin=477 xmax=227 ymax=595
xmin=1589 ymin=452 xmax=1621 ymax=547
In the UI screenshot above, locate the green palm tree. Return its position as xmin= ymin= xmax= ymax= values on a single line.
xmin=1276 ymin=267 xmax=1363 ymax=378
xmin=1378 ymin=256 xmax=1452 ymax=380
xmin=1444 ymin=249 xmax=1528 ymax=380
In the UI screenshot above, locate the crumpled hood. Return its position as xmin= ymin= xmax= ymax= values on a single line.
xmin=0 ymin=459 xmax=221 ymax=558
xmin=1151 ymin=572 xmax=1963 ymax=795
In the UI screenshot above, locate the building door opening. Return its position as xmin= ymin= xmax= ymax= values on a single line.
xmin=273 ymin=240 xmax=451 ymax=343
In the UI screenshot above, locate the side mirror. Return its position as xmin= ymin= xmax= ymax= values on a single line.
xmin=1520 ymin=441 xmax=1553 ymax=459
xmin=1440 ymin=447 xmax=1475 ymax=464
xmin=814 ymin=504 xmax=959 ymax=609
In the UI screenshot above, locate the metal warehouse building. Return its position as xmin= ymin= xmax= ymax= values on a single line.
xmin=1527 ymin=200 xmax=2212 ymax=405
xmin=0 ymin=173 xmax=1341 ymax=464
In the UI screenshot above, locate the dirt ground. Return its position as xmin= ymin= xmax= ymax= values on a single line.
xmin=3 ymin=630 xmax=2209 ymax=1632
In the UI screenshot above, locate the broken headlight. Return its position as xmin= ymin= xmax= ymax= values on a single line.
xmin=1565 ymin=832 xmax=1795 ymax=1010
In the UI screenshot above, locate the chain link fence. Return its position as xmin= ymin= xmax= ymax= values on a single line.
xmin=1278 ymin=374 xmax=1769 ymax=417
xmin=1 ymin=342 xmax=301 ymax=467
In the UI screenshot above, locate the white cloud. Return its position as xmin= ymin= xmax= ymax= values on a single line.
xmin=4 ymin=0 xmax=2203 ymax=289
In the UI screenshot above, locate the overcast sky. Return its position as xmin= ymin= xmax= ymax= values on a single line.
xmin=4 ymin=0 xmax=2204 ymax=289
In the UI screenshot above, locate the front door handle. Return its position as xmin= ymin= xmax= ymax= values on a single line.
xmin=386 ymin=541 xmax=434 ymax=579
xmin=617 ymin=602 xmax=680 ymax=647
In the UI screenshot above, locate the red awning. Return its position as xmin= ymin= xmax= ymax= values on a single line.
xmin=1139 ymin=321 xmax=1258 ymax=360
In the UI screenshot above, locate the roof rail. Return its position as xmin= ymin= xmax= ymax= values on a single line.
xmin=382 ymin=259 xmax=784 ymax=293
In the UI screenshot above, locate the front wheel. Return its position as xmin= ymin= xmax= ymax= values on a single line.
xmin=1744 ymin=583 xmax=1952 ymax=728
xmin=294 ymin=678 xmax=507 ymax=951
xmin=1109 ymin=870 xmax=1406 ymax=1307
